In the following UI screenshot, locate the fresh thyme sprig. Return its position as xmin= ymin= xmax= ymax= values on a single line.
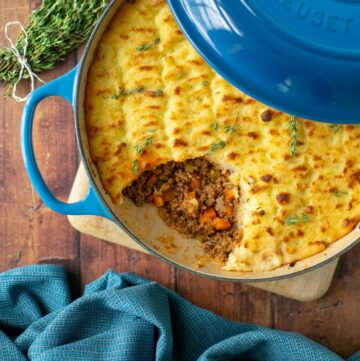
xmin=154 ymin=89 xmax=163 ymax=97
xmin=210 ymin=120 xmax=218 ymax=130
xmin=210 ymin=140 xmax=226 ymax=152
xmin=285 ymin=213 xmax=310 ymax=226
xmin=209 ymin=113 xmax=238 ymax=152
xmin=112 ymin=87 xmax=164 ymax=98
xmin=132 ymin=160 xmax=139 ymax=174
xmin=329 ymin=124 xmax=343 ymax=133
xmin=132 ymin=137 xmax=153 ymax=173
xmin=134 ymin=136 xmax=153 ymax=155
xmin=333 ymin=190 xmax=348 ymax=197
xmin=136 ymin=37 xmax=160 ymax=51
xmin=134 ymin=145 xmax=143 ymax=155
xmin=0 ymin=0 xmax=110 ymax=92
xmin=120 ymin=87 xmax=144 ymax=97
xmin=224 ymin=125 xmax=236 ymax=134
xmin=289 ymin=115 xmax=298 ymax=157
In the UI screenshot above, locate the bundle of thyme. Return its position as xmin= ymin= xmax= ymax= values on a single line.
xmin=0 ymin=0 xmax=110 ymax=92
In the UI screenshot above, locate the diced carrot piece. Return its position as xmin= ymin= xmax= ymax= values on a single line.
xmin=185 ymin=191 xmax=196 ymax=199
xmin=152 ymin=195 xmax=164 ymax=207
xmin=224 ymin=189 xmax=235 ymax=200
xmin=191 ymin=177 xmax=201 ymax=189
xmin=213 ymin=218 xmax=231 ymax=230
xmin=147 ymin=175 xmax=157 ymax=187
xmin=225 ymin=205 xmax=234 ymax=216
xmin=204 ymin=208 xmax=217 ymax=219
xmin=200 ymin=208 xmax=217 ymax=224
xmin=162 ymin=188 xmax=175 ymax=202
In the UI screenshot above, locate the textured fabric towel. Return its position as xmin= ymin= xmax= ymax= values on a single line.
xmin=0 ymin=265 xmax=358 ymax=361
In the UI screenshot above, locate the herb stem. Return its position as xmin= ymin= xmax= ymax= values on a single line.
xmin=289 ymin=115 xmax=298 ymax=157
xmin=0 ymin=0 xmax=110 ymax=91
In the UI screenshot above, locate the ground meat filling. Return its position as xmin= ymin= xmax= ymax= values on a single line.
xmin=122 ymin=157 xmax=240 ymax=262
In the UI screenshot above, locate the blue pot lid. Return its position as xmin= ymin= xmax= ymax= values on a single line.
xmin=168 ymin=0 xmax=360 ymax=123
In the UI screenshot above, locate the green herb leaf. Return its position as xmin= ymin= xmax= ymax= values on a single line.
xmin=210 ymin=140 xmax=226 ymax=152
xmin=120 ymin=87 xmax=144 ymax=97
xmin=210 ymin=120 xmax=218 ymax=130
xmin=224 ymin=125 xmax=236 ymax=134
xmin=136 ymin=38 xmax=160 ymax=51
xmin=289 ymin=115 xmax=298 ymax=158
xmin=134 ymin=144 xmax=143 ymax=155
xmin=136 ymin=43 xmax=151 ymax=51
xmin=285 ymin=215 xmax=300 ymax=225
xmin=135 ymin=136 xmax=153 ymax=156
xmin=200 ymin=80 xmax=209 ymax=87
xmin=333 ymin=190 xmax=348 ymax=197
xmin=144 ymin=136 xmax=153 ymax=147
xmin=135 ymin=87 xmax=144 ymax=93
xmin=301 ymin=214 xmax=310 ymax=223
xmin=132 ymin=160 xmax=139 ymax=174
xmin=155 ymin=89 xmax=163 ymax=97
xmin=285 ymin=213 xmax=310 ymax=226
xmin=111 ymin=93 xmax=119 ymax=100
xmin=329 ymin=124 xmax=343 ymax=133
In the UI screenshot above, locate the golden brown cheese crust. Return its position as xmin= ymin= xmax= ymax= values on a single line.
xmin=85 ymin=0 xmax=360 ymax=272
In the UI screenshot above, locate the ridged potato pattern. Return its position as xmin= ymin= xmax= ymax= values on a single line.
xmin=85 ymin=0 xmax=360 ymax=272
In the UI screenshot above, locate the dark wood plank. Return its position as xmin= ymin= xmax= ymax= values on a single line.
xmin=176 ymin=270 xmax=274 ymax=326
xmin=274 ymin=243 xmax=360 ymax=358
xmin=80 ymin=235 xmax=176 ymax=290
xmin=0 ymin=1 xmax=32 ymax=271
xmin=0 ymin=1 xmax=80 ymax=280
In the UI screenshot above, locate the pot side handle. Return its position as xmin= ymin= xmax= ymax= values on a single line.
xmin=21 ymin=67 xmax=112 ymax=219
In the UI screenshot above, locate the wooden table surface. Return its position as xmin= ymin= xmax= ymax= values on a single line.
xmin=1 ymin=1 xmax=360 ymax=358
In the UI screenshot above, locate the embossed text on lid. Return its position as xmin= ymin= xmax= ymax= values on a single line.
xmin=252 ymin=0 xmax=360 ymax=57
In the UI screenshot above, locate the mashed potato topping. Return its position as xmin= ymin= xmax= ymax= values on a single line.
xmin=85 ymin=0 xmax=360 ymax=272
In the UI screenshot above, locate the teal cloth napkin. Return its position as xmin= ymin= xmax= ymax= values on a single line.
xmin=0 ymin=265 xmax=358 ymax=361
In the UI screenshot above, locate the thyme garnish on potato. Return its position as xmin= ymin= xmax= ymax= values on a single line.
xmin=333 ymin=190 xmax=348 ymax=197
xmin=132 ymin=160 xmax=139 ymax=174
xmin=120 ymin=87 xmax=144 ymax=97
xmin=289 ymin=115 xmax=298 ymax=157
xmin=131 ymin=137 xmax=152 ymax=172
xmin=285 ymin=214 xmax=310 ymax=226
xmin=210 ymin=120 xmax=218 ymax=130
xmin=329 ymin=124 xmax=343 ymax=133
xmin=210 ymin=140 xmax=226 ymax=152
xmin=224 ymin=125 xmax=236 ymax=134
xmin=112 ymin=87 xmax=163 ymax=98
xmin=134 ymin=137 xmax=153 ymax=155
xmin=155 ymin=89 xmax=163 ymax=97
xmin=136 ymin=37 xmax=160 ymax=51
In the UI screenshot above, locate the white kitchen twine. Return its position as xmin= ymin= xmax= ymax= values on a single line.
xmin=4 ymin=21 xmax=45 ymax=102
